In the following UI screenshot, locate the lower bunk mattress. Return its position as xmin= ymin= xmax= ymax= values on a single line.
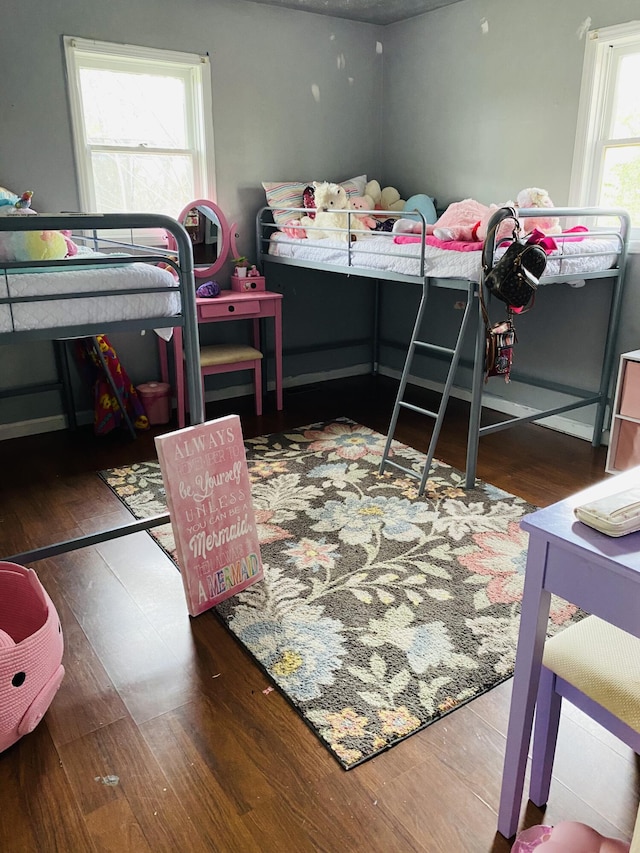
xmin=267 ymin=232 xmax=621 ymax=282
xmin=0 ymin=255 xmax=181 ymax=335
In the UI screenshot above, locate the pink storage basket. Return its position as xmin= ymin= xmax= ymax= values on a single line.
xmin=0 ymin=561 xmax=65 ymax=752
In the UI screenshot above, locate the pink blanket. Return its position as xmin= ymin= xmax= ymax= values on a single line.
xmin=394 ymin=226 xmax=589 ymax=254
xmin=394 ymin=234 xmax=483 ymax=252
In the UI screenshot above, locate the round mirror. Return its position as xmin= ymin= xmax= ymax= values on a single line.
xmin=174 ymin=199 xmax=238 ymax=278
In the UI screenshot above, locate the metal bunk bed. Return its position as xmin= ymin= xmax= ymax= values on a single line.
xmin=257 ymin=204 xmax=631 ymax=490
xmin=1 ymin=212 xmax=204 ymax=563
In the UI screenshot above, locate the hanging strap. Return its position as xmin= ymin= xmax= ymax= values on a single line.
xmin=481 ymin=206 xmax=521 ymax=274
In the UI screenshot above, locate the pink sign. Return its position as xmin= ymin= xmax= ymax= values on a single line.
xmin=154 ymin=415 xmax=263 ymax=616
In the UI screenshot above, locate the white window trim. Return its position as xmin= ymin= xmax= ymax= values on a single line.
xmin=64 ymin=36 xmax=216 ymax=224
xmin=569 ymin=20 xmax=640 ymax=251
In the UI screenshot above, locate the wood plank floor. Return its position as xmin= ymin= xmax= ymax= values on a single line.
xmin=1 ymin=375 xmax=638 ymax=852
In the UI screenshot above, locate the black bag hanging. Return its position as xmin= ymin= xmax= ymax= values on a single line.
xmin=482 ymin=206 xmax=547 ymax=311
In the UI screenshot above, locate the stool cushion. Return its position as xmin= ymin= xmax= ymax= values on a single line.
xmin=199 ymin=345 xmax=263 ymax=367
xmin=543 ymin=615 xmax=640 ymax=732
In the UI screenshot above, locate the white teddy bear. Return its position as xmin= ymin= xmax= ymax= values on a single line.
xmin=365 ymin=180 xmax=406 ymax=213
xmin=300 ymin=181 xmax=369 ymax=241
xmin=516 ymin=187 xmax=562 ymax=235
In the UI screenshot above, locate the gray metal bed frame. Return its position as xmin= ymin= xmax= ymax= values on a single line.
xmin=257 ymin=204 xmax=631 ymax=490
xmin=1 ymin=212 xmax=204 ymax=563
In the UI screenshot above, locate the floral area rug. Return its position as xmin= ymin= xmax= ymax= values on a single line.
xmin=100 ymin=418 xmax=579 ymax=769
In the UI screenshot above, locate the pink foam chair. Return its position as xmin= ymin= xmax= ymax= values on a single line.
xmin=0 ymin=561 xmax=65 ymax=752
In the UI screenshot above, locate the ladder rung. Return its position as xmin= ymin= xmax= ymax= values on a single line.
xmin=399 ymin=401 xmax=437 ymax=418
xmin=413 ymin=341 xmax=456 ymax=357
xmin=381 ymin=459 xmax=421 ymax=479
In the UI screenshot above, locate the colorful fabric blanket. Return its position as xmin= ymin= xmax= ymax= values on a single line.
xmin=75 ymin=335 xmax=149 ymax=435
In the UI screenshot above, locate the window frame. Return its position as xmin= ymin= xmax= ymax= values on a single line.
xmin=569 ymin=21 xmax=640 ymax=250
xmin=63 ymin=36 xmax=216 ymax=221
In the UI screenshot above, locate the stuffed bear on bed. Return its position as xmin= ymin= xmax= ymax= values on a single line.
xmin=300 ymin=181 xmax=370 ymax=241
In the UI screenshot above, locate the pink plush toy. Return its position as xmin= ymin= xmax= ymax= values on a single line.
xmin=393 ymin=188 xmax=562 ymax=244
xmin=349 ymin=195 xmax=377 ymax=230
xmin=512 ymin=822 xmax=630 ymax=853
xmin=60 ymin=229 xmax=78 ymax=257
xmin=393 ymin=197 xmax=518 ymax=243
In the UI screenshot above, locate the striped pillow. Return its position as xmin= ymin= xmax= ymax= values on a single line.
xmin=262 ymin=176 xmax=365 ymax=226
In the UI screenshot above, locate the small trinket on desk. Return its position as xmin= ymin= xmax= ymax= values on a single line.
xmin=196 ymin=281 xmax=221 ymax=298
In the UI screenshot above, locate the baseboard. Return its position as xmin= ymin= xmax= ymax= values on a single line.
xmin=377 ymin=366 xmax=603 ymax=443
xmin=0 ymin=363 xmax=605 ymax=444
xmin=281 ymin=363 xmax=372 ymax=390
xmin=203 ymin=364 xmax=371 ymax=402
xmin=0 ymin=367 xmax=370 ymax=440
xmin=210 ymin=365 xmax=602 ymax=442
xmin=0 ymin=409 xmax=99 ymax=441
xmin=0 ymin=415 xmax=70 ymax=441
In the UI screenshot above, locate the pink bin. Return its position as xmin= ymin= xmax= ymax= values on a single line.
xmin=0 ymin=562 xmax=65 ymax=753
xmin=137 ymin=381 xmax=171 ymax=425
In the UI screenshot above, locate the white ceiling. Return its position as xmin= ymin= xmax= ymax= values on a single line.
xmin=245 ymin=0 xmax=465 ymax=26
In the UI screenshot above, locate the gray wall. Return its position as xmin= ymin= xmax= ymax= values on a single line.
xmin=1 ymin=0 xmax=639 ymax=434
xmin=381 ymin=0 xmax=640 ymax=425
xmin=0 ymin=0 xmax=383 ymax=426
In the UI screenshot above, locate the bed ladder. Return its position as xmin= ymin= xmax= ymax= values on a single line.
xmin=379 ymin=278 xmax=477 ymax=495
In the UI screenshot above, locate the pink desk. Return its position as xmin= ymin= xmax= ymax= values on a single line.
xmin=498 ymin=466 xmax=640 ymax=838
xmin=160 ymin=290 xmax=283 ymax=428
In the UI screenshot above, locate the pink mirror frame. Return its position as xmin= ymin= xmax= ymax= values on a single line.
xmin=169 ymin=199 xmax=239 ymax=279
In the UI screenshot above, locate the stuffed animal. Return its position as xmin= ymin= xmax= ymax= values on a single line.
xmin=300 ymin=181 xmax=368 ymax=241
xmin=15 ymin=190 xmax=33 ymax=210
xmin=60 ymin=230 xmax=79 ymax=257
xmin=0 ymin=223 xmax=69 ymax=262
xmin=403 ymin=194 xmax=438 ymax=226
xmin=393 ymin=197 xmax=518 ymax=243
xmin=392 ymin=188 xmax=561 ymax=244
xmin=349 ymin=195 xmax=377 ymax=230
xmin=512 ymin=821 xmax=630 ymax=852
xmin=517 ymin=187 xmax=562 ymax=235
xmin=0 ymin=190 xmax=77 ymax=261
xmin=365 ymin=180 xmax=406 ymax=214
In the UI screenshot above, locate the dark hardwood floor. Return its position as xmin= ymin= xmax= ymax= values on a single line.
xmin=1 ymin=375 xmax=637 ymax=852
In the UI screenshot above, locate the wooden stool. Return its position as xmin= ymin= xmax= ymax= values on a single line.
xmin=194 ymin=343 xmax=264 ymax=422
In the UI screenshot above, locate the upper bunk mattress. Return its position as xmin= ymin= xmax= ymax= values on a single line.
xmin=0 ymin=258 xmax=181 ymax=334
xmin=268 ymin=232 xmax=620 ymax=281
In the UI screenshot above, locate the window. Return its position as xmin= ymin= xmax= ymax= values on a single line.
xmin=570 ymin=21 xmax=640 ymax=247
xmin=64 ymin=37 xmax=215 ymax=218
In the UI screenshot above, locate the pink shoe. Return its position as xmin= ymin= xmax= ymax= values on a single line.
xmin=512 ymin=825 xmax=553 ymax=852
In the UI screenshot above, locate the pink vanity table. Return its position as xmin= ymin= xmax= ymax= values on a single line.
xmin=498 ymin=466 xmax=640 ymax=838
xmin=159 ymin=289 xmax=283 ymax=428
xmin=160 ymin=199 xmax=283 ymax=427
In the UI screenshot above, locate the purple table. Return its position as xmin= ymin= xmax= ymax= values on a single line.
xmin=498 ymin=466 xmax=640 ymax=839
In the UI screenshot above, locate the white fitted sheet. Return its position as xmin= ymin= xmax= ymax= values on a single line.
xmin=0 ymin=257 xmax=180 ymax=334
xmin=268 ymin=232 xmax=620 ymax=282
